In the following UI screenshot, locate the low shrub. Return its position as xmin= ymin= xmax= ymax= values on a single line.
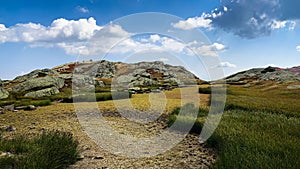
xmin=0 ymin=130 xmax=79 ymax=169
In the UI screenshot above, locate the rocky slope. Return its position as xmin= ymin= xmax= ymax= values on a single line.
xmin=0 ymin=60 xmax=198 ymax=99
xmin=226 ymin=66 xmax=300 ymax=84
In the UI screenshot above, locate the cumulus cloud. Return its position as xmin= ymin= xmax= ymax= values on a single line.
xmin=218 ymin=62 xmax=237 ymax=68
xmin=172 ymin=13 xmax=213 ymax=30
xmin=0 ymin=18 xmax=226 ymax=57
xmin=187 ymin=42 xmax=227 ymax=57
xmin=0 ymin=17 xmax=101 ymax=43
xmin=296 ymin=46 xmax=300 ymax=52
xmin=76 ymin=6 xmax=89 ymax=13
xmin=178 ymin=0 xmax=299 ymax=38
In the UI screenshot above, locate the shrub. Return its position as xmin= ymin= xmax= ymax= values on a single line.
xmin=0 ymin=131 xmax=79 ymax=169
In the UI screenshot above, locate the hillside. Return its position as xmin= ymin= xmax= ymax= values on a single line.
xmin=0 ymin=60 xmax=199 ymax=100
xmin=225 ymin=66 xmax=300 ymax=84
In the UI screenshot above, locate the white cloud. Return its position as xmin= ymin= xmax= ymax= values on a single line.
xmin=187 ymin=42 xmax=227 ymax=57
xmin=296 ymin=46 xmax=300 ymax=52
xmin=0 ymin=18 xmax=227 ymax=58
xmin=218 ymin=62 xmax=237 ymax=68
xmin=77 ymin=6 xmax=89 ymax=13
xmin=172 ymin=13 xmax=213 ymax=30
xmin=271 ymin=20 xmax=287 ymax=29
xmin=0 ymin=17 xmax=101 ymax=43
xmin=150 ymin=34 xmax=160 ymax=42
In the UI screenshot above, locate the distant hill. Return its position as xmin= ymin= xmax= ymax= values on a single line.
xmin=0 ymin=60 xmax=200 ymax=99
xmin=225 ymin=66 xmax=300 ymax=84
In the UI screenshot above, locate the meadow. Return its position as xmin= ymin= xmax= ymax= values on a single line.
xmin=172 ymin=82 xmax=300 ymax=169
xmin=0 ymin=82 xmax=299 ymax=168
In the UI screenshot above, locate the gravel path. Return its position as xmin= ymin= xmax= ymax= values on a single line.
xmin=70 ymin=111 xmax=216 ymax=169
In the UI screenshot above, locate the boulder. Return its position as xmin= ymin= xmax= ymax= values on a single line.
xmin=10 ymin=76 xmax=65 ymax=93
xmin=3 ymin=104 xmax=14 ymax=111
xmin=287 ymin=85 xmax=300 ymax=89
xmin=0 ymin=87 xmax=9 ymax=99
xmin=24 ymin=87 xmax=60 ymax=98
xmin=15 ymin=105 xmax=36 ymax=111
xmin=13 ymin=69 xmax=58 ymax=83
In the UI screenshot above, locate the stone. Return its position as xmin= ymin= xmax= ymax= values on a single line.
xmin=3 ymin=104 xmax=14 ymax=111
xmin=24 ymin=87 xmax=60 ymax=98
xmin=15 ymin=105 xmax=36 ymax=111
xmin=287 ymin=85 xmax=300 ymax=89
xmin=12 ymin=69 xmax=58 ymax=83
xmin=0 ymin=87 xmax=9 ymax=99
xmin=6 ymin=125 xmax=16 ymax=132
xmin=0 ymin=125 xmax=16 ymax=132
xmin=11 ymin=76 xmax=65 ymax=93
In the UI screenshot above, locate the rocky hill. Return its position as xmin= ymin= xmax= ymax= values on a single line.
xmin=226 ymin=66 xmax=300 ymax=84
xmin=0 ymin=60 xmax=198 ymax=99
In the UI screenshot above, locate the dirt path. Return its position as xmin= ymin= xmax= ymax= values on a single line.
xmin=0 ymin=93 xmax=216 ymax=169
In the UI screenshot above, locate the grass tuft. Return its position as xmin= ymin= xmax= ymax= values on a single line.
xmin=0 ymin=130 xmax=79 ymax=169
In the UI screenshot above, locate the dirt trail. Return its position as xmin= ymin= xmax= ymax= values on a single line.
xmin=0 ymin=93 xmax=215 ymax=169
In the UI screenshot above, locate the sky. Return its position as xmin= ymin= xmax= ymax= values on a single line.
xmin=0 ymin=0 xmax=299 ymax=80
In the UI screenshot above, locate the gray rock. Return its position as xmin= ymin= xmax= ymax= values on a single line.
xmin=13 ymin=69 xmax=58 ymax=83
xmin=3 ymin=104 xmax=14 ymax=111
xmin=11 ymin=76 xmax=65 ymax=93
xmin=0 ymin=125 xmax=16 ymax=132
xmin=15 ymin=105 xmax=36 ymax=111
xmin=24 ymin=87 xmax=60 ymax=98
xmin=287 ymin=85 xmax=300 ymax=89
xmin=0 ymin=87 xmax=9 ymax=99
xmin=259 ymin=71 xmax=300 ymax=82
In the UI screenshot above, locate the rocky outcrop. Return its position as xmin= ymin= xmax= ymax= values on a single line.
xmin=13 ymin=69 xmax=58 ymax=83
xmin=24 ymin=87 xmax=60 ymax=98
xmin=226 ymin=66 xmax=300 ymax=83
xmin=259 ymin=70 xmax=300 ymax=82
xmin=10 ymin=76 xmax=65 ymax=93
xmin=0 ymin=87 xmax=9 ymax=99
xmin=2 ymin=60 xmax=198 ymax=98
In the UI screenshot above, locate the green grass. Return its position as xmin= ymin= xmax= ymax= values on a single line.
xmin=208 ymin=110 xmax=300 ymax=169
xmin=170 ymin=82 xmax=300 ymax=169
xmin=0 ymin=99 xmax=51 ymax=107
xmin=73 ymin=91 xmax=132 ymax=102
xmin=167 ymin=103 xmax=208 ymax=134
xmin=0 ymin=130 xmax=79 ymax=169
xmin=226 ymin=84 xmax=300 ymax=117
xmin=168 ymin=104 xmax=300 ymax=169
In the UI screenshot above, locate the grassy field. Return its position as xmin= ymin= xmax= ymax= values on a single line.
xmin=1 ymin=82 xmax=299 ymax=168
xmin=181 ymin=82 xmax=300 ymax=169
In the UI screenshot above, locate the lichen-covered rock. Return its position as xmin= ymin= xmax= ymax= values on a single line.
xmin=259 ymin=71 xmax=300 ymax=82
xmin=0 ymin=87 xmax=9 ymax=99
xmin=10 ymin=76 xmax=65 ymax=93
xmin=24 ymin=87 xmax=60 ymax=98
xmin=12 ymin=69 xmax=58 ymax=83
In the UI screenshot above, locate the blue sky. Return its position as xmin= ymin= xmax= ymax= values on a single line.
xmin=0 ymin=0 xmax=299 ymax=80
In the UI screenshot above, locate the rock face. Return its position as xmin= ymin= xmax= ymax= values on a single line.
xmin=2 ymin=60 xmax=198 ymax=99
xmin=0 ymin=79 xmax=9 ymax=99
xmin=0 ymin=87 xmax=9 ymax=99
xmin=226 ymin=66 xmax=300 ymax=83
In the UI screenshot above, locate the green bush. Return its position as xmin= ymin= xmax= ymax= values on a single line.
xmin=0 ymin=131 xmax=79 ymax=169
